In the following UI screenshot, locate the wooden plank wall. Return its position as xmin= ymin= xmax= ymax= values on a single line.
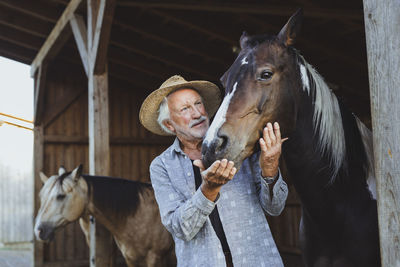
xmin=35 ymin=64 xmax=302 ymax=265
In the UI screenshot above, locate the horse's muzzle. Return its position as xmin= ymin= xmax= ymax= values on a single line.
xmin=35 ymin=223 xmax=55 ymax=242
xmin=202 ymin=134 xmax=229 ymax=169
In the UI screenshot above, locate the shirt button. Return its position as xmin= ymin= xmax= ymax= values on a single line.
xmin=187 ymin=172 xmax=191 ymax=176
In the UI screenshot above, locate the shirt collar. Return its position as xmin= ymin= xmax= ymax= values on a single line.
xmin=172 ymin=137 xmax=184 ymax=154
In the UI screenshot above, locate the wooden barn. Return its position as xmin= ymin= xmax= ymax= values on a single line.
xmin=0 ymin=0 xmax=398 ymax=266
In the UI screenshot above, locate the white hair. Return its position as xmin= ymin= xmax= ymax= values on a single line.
xmin=157 ymin=88 xmax=205 ymax=135
xmin=157 ymin=97 xmax=174 ymax=135
xmin=298 ymin=54 xmax=345 ymax=180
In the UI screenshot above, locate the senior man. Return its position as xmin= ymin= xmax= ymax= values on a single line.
xmin=139 ymin=75 xmax=288 ymax=267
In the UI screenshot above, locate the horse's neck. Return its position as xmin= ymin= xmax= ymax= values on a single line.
xmin=283 ymin=98 xmax=371 ymax=212
xmin=85 ymin=184 xmax=121 ymax=234
xmin=83 ymin=176 xmax=147 ymax=234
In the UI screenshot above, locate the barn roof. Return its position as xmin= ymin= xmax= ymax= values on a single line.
xmin=0 ymin=0 xmax=370 ymax=123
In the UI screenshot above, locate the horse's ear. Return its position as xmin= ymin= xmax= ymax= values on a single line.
xmin=58 ymin=166 xmax=66 ymax=176
xmin=39 ymin=172 xmax=48 ymax=183
xmin=71 ymin=164 xmax=83 ymax=182
xmin=240 ymin=31 xmax=249 ymax=49
xmin=277 ymin=8 xmax=303 ymax=46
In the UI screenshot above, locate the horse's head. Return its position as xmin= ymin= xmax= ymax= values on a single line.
xmin=34 ymin=165 xmax=87 ymax=242
xmin=202 ymin=9 xmax=304 ymax=169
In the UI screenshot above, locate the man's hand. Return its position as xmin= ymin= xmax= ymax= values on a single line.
xmin=259 ymin=122 xmax=288 ymax=178
xmin=193 ymin=159 xmax=237 ymax=201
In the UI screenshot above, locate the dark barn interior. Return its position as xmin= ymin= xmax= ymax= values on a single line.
xmin=0 ymin=0 xmax=372 ymax=266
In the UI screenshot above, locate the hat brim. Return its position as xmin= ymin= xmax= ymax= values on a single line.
xmin=139 ymin=80 xmax=222 ymax=136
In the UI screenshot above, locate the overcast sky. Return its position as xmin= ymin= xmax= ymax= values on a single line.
xmin=0 ymin=56 xmax=33 ymax=170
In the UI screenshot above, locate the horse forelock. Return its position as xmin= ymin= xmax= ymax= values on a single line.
xmin=296 ymin=53 xmax=346 ymax=180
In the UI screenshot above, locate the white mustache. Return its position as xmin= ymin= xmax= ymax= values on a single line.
xmin=189 ymin=116 xmax=207 ymax=128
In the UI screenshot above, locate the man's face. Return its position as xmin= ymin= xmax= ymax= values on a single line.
xmin=165 ymin=89 xmax=209 ymax=142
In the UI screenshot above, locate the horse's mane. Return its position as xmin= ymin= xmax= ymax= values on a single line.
xmin=82 ymin=175 xmax=152 ymax=219
xmin=295 ymin=51 xmax=346 ymax=180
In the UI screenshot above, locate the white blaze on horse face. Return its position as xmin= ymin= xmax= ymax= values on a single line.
xmin=204 ymin=82 xmax=238 ymax=144
xmin=241 ymin=56 xmax=248 ymax=65
xmin=300 ymin=63 xmax=310 ymax=94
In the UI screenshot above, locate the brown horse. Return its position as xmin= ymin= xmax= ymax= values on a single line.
xmin=34 ymin=165 xmax=176 ymax=267
xmin=202 ymin=9 xmax=380 ymax=267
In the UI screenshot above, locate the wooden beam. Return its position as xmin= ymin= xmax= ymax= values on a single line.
xmin=33 ymin=125 xmax=44 ymax=267
xmin=149 ymin=9 xmax=236 ymax=46
xmin=0 ymin=7 xmax=53 ymax=38
xmin=30 ymin=0 xmax=83 ymax=77
xmin=0 ymin=0 xmax=61 ymax=23
xmin=113 ymin=19 xmax=227 ymax=66
xmin=118 ymin=2 xmax=363 ymax=21
xmin=363 ymin=0 xmax=400 ymax=265
xmin=0 ymin=23 xmax=45 ymax=51
xmin=87 ymin=1 xmax=116 ymax=266
xmin=90 ymin=0 xmax=116 ymax=74
xmin=0 ymin=39 xmax=36 ymax=64
xmin=34 ymin=64 xmax=47 ymax=126
xmin=70 ymin=14 xmax=89 ymax=76
xmin=44 ymin=135 xmax=173 ymax=145
xmin=109 ymin=39 xmax=215 ymax=80
xmin=88 ymin=70 xmax=115 ymax=267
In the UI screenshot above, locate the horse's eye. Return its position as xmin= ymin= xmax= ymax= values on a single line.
xmin=56 ymin=194 xmax=66 ymax=201
xmin=259 ymin=70 xmax=273 ymax=81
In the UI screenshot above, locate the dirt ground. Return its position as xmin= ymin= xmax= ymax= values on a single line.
xmin=0 ymin=246 xmax=301 ymax=267
xmin=0 ymin=246 xmax=32 ymax=267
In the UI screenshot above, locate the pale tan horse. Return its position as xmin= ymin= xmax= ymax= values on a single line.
xmin=34 ymin=165 xmax=176 ymax=267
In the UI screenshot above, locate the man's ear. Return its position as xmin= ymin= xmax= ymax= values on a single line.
xmin=163 ymin=120 xmax=176 ymax=133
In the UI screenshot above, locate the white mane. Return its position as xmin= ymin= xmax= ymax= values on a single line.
xmin=298 ymin=55 xmax=346 ymax=179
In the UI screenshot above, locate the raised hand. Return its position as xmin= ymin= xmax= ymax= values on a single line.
xmin=259 ymin=122 xmax=288 ymax=178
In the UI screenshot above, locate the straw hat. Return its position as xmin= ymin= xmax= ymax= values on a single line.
xmin=139 ymin=75 xmax=222 ymax=136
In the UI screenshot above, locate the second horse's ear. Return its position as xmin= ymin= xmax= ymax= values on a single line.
xmin=71 ymin=164 xmax=83 ymax=182
xmin=58 ymin=166 xmax=66 ymax=176
xmin=39 ymin=172 xmax=48 ymax=183
xmin=277 ymin=8 xmax=303 ymax=47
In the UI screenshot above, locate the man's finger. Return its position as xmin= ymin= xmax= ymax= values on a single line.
xmin=273 ymin=122 xmax=282 ymax=143
xmin=259 ymin=138 xmax=267 ymax=152
xmin=222 ymin=161 xmax=235 ymax=178
xmin=263 ymin=126 xmax=272 ymax=149
xmin=268 ymin=123 xmax=276 ymax=145
xmin=229 ymin=167 xmax=237 ymax=178
xmin=204 ymin=160 xmax=221 ymax=176
xmin=193 ymin=159 xmax=205 ymax=172
xmin=216 ymin=159 xmax=228 ymax=176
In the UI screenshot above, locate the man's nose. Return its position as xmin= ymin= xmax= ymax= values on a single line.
xmin=191 ymin=106 xmax=202 ymax=118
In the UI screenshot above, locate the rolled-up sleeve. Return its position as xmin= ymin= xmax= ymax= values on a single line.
xmin=258 ymin=172 xmax=288 ymax=216
xmin=150 ymin=157 xmax=216 ymax=241
xmin=250 ymin=152 xmax=288 ymax=216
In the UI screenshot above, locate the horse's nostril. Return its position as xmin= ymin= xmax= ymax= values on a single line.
xmin=220 ymin=135 xmax=228 ymax=151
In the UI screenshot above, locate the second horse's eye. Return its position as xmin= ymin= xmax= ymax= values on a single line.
xmin=259 ymin=70 xmax=273 ymax=81
xmin=56 ymin=194 xmax=66 ymax=201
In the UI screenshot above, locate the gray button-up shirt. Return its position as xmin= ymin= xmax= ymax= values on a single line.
xmin=150 ymin=138 xmax=288 ymax=267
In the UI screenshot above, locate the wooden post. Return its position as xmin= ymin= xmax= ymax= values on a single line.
xmin=85 ymin=0 xmax=116 ymax=266
xmin=33 ymin=125 xmax=44 ymax=267
xmin=363 ymin=1 xmax=400 ymax=266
